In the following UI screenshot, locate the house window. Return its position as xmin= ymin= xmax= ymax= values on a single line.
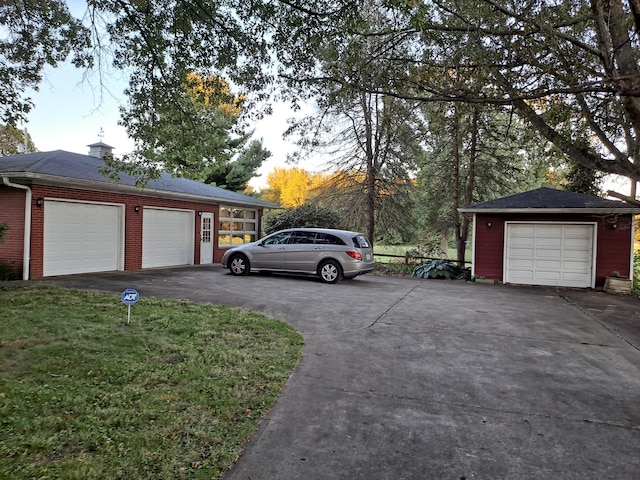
xmin=218 ymin=207 xmax=258 ymax=246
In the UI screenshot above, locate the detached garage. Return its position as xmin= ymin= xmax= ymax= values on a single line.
xmin=0 ymin=143 xmax=276 ymax=279
xmin=459 ymin=187 xmax=640 ymax=288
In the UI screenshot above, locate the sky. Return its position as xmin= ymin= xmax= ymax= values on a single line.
xmin=22 ymin=59 xmax=320 ymax=190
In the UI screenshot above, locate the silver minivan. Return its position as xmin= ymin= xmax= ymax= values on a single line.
xmin=221 ymin=228 xmax=375 ymax=283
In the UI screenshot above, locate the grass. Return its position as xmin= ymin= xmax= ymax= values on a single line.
xmin=0 ymin=285 xmax=303 ymax=479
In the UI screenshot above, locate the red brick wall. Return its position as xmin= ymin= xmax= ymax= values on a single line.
xmin=0 ymin=186 xmax=28 ymax=276
xmin=473 ymin=213 xmax=634 ymax=287
xmin=25 ymin=184 xmax=227 ymax=278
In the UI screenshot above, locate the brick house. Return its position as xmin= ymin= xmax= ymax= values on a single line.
xmin=458 ymin=187 xmax=640 ymax=288
xmin=0 ymin=143 xmax=276 ymax=280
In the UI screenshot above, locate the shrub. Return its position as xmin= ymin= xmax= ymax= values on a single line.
xmin=0 ymin=262 xmax=20 ymax=281
xmin=264 ymin=204 xmax=342 ymax=234
xmin=412 ymin=259 xmax=471 ymax=280
xmin=634 ymin=249 xmax=640 ymax=291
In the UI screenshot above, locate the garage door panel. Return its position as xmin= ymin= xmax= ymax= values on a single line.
xmin=44 ymin=201 xmax=123 ymax=276
xmin=509 ymin=271 xmax=534 ymax=281
xmin=505 ymin=223 xmax=594 ymax=288
xmin=536 ymin=260 xmax=562 ymax=269
xmin=511 ymin=259 xmax=534 ymax=268
xmin=142 ymin=208 xmax=194 ymax=268
xmin=535 ymin=271 xmax=561 ymax=281
xmin=511 ymin=248 xmax=535 ymax=257
xmin=536 ymin=248 xmax=562 ymax=258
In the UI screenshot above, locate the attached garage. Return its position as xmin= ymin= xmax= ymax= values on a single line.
xmin=459 ymin=188 xmax=640 ymax=288
xmin=142 ymin=207 xmax=194 ymax=268
xmin=504 ymin=222 xmax=595 ymax=288
xmin=0 ymin=145 xmax=277 ymax=279
xmin=44 ymin=200 xmax=124 ymax=277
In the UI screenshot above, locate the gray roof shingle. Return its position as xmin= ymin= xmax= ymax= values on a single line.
xmin=459 ymin=187 xmax=640 ymax=213
xmin=0 ymin=150 xmax=277 ymax=208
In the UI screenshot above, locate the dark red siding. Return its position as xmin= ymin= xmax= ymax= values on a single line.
xmin=473 ymin=213 xmax=635 ymax=287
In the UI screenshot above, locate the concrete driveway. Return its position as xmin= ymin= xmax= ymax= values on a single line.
xmin=45 ymin=266 xmax=640 ymax=479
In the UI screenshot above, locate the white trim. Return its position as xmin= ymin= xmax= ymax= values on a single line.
xmin=503 ymin=221 xmax=597 ymax=288
xmin=470 ymin=213 xmax=477 ymax=277
xmin=631 ymin=215 xmax=637 ymax=280
xmin=199 ymin=212 xmax=214 ymax=264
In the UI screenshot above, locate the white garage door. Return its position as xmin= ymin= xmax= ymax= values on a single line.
xmin=505 ymin=223 xmax=595 ymax=288
xmin=44 ymin=200 xmax=124 ymax=276
xmin=142 ymin=208 xmax=194 ymax=268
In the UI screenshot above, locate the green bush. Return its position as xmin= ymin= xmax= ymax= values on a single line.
xmin=634 ymin=249 xmax=640 ymax=291
xmin=412 ymin=259 xmax=471 ymax=280
xmin=264 ymin=204 xmax=342 ymax=234
xmin=0 ymin=262 xmax=20 ymax=281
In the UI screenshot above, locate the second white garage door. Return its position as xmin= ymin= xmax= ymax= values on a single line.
xmin=504 ymin=223 xmax=595 ymax=288
xmin=142 ymin=208 xmax=194 ymax=268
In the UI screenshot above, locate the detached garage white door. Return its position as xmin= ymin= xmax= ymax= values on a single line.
xmin=44 ymin=200 xmax=124 ymax=276
xmin=504 ymin=223 xmax=595 ymax=288
xmin=142 ymin=207 xmax=194 ymax=268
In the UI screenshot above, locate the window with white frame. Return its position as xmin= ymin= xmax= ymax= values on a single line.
xmin=218 ymin=207 xmax=257 ymax=246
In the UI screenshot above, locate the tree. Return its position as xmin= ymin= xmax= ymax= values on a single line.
xmin=102 ymin=72 xmax=270 ymax=190
xmin=0 ymin=125 xmax=36 ymax=155
xmin=263 ymin=203 xmax=342 ymax=234
xmin=269 ymin=1 xmax=640 ymax=189
xmin=9 ymin=0 xmax=640 ymax=191
xmin=394 ymin=1 xmax=640 ymax=186
xmin=416 ymin=102 xmax=552 ymax=262
xmin=261 ymin=167 xmax=326 ymax=208
xmin=283 ymin=4 xmax=423 ymax=243
xmin=203 ymin=140 xmax=271 ymax=192
xmin=1 ymin=0 xmax=275 ymax=173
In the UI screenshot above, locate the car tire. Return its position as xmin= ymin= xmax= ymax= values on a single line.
xmin=229 ymin=254 xmax=250 ymax=276
xmin=319 ymin=259 xmax=342 ymax=284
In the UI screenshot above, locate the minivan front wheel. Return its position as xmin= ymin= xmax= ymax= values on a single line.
xmin=229 ymin=254 xmax=250 ymax=276
xmin=319 ymin=260 xmax=342 ymax=284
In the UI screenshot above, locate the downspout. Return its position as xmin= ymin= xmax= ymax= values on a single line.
xmin=2 ymin=177 xmax=31 ymax=280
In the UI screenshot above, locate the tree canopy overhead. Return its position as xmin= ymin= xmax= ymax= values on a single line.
xmin=4 ymin=0 xmax=640 ymax=184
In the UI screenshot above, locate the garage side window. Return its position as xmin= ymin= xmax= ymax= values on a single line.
xmin=218 ymin=207 xmax=257 ymax=247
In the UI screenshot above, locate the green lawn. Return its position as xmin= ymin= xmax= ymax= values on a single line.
xmin=0 ymin=285 xmax=303 ymax=479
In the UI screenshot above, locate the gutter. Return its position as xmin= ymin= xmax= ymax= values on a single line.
xmin=2 ymin=177 xmax=31 ymax=280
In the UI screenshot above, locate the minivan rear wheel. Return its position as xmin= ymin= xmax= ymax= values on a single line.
xmin=229 ymin=254 xmax=250 ymax=276
xmin=319 ymin=260 xmax=342 ymax=284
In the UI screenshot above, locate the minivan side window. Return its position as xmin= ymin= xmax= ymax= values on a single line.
xmin=263 ymin=232 xmax=292 ymax=245
xmin=291 ymin=231 xmax=317 ymax=244
xmin=352 ymin=235 xmax=371 ymax=248
xmin=315 ymin=233 xmax=346 ymax=245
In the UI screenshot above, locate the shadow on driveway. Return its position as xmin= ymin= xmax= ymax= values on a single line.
xmin=44 ymin=265 xmax=640 ymax=479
